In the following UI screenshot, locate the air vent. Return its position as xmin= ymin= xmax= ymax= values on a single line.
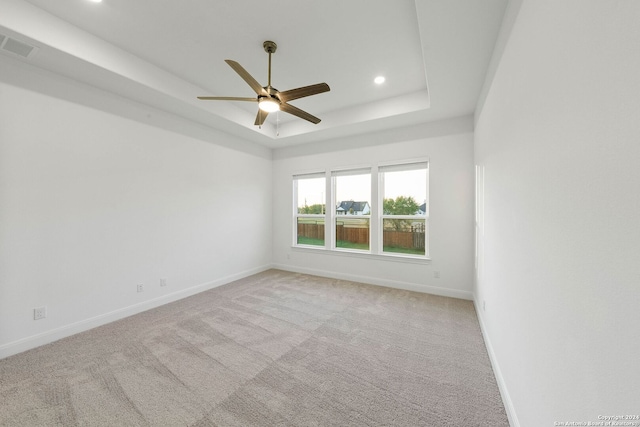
xmin=0 ymin=33 xmax=39 ymax=59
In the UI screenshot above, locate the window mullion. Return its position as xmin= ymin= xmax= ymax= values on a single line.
xmin=370 ymin=165 xmax=380 ymax=254
xmin=292 ymin=179 xmax=298 ymax=246
xmin=326 ymin=170 xmax=334 ymax=249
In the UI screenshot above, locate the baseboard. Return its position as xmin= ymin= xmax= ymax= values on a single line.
xmin=272 ymin=263 xmax=473 ymax=300
xmin=0 ymin=264 xmax=271 ymax=360
xmin=473 ymin=296 xmax=520 ymax=427
xmin=1 ymin=263 xmax=471 ymax=360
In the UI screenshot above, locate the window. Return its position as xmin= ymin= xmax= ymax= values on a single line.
xmin=293 ymin=159 xmax=429 ymax=259
xmin=333 ymin=169 xmax=371 ymax=251
xmin=380 ymin=162 xmax=428 ymax=256
xmin=293 ymin=173 xmax=326 ymax=247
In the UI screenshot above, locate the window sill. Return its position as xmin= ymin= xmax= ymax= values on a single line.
xmin=291 ymin=245 xmax=431 ymax=265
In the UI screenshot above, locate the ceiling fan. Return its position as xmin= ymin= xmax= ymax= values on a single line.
xmin=198 ymin=41 xmax=330 ymax=126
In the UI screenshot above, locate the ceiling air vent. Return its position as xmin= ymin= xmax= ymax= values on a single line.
xmin=0 ymin=34 xmax=39 ymax=59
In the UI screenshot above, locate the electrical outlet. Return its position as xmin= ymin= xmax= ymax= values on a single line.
xmin=160 ymin=278 xmax=167 ymax=287
xmin=34 ymin=306 xmax=46 ymax=320
xmin=137 ymin=284 xmax=144 ymax=293
xmin=434 ymin=271 xmax=440 ymax=278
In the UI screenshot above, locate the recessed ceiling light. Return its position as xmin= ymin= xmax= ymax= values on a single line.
xmin=88 ymin=0 xmax=103 ymax=3
xmin=374 ymin=76 xmax=386 ymax=85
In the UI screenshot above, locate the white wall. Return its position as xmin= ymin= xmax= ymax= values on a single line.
xmin=0 ymin=61 xmax=272 ymax=358
xmin=272 ymin=118 xmax=475 ymax=299
xmin=474 ymin=0 xmax=640 ymax=425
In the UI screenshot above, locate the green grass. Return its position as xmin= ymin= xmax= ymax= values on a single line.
xmin=297 ymin=236 xmax=324 ymax=246
xmin=297 ymin=236 xmax=424 ymax=255
xmin=336 ymin=241 xmax=370 ymax=250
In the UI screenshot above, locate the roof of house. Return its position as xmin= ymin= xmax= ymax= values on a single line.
xmin=337 ymin=201 xmax=369 ymax=212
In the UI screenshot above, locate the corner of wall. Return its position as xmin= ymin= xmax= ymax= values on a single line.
xmin=473 ymin=296 xmax=520 ymax=427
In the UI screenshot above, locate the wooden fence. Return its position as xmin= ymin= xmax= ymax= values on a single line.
xmin=298 ymin=222 xmax=424 ymax=250
xmin=336 ymin=224 xmax=370 ymax=245
xmin=297 ymin=222 xmax=325 ymax=240
xmin=383 ymin=229 xmax=425 ymax=250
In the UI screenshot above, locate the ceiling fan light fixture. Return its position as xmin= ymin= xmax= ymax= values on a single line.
xmin=259 ymin=98 xmax=280 ymax=112
xmin=197 ymin=41 xmax=329 ymax=125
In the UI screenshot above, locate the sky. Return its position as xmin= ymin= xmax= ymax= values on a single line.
xmin=297 ymin=169 xmax=427 ymax=208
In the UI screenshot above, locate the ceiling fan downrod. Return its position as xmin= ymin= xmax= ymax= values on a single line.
xmin=263 ymin=41 xmax=277 ymax=89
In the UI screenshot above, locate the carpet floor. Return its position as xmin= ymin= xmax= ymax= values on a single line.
xmin=0 ymin=269 xmax=509 ymax=426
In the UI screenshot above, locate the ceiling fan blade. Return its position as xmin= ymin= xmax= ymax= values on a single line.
xmin=254 ymin=109 xmax=269 ymax=126
xmin=225 ymin=60 xmax=267 ymax=96
xmin=197 ymin=96 xmax=257 ymax=101
xmin=277 ymin=83 xmax=330 ymax=103
xmin=280 ymin=103 xmax=322 ymax=124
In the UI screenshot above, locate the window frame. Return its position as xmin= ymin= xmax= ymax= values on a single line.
xmin=331 ymin=168 xmax=372 ymax=253
xmin=292 ymin=158 xmax=430 ymax=260
xmin=293 ymin=171 xmax=327 ymax=248
xmin=378 ymin=160 xmax=429 ymax=258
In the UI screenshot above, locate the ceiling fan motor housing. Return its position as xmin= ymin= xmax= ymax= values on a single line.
xmin=263 ymin=40 xmax=277 ymax=54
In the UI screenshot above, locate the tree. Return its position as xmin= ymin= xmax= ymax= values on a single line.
xmin=383 ymin=196 xmax=420 ymax=215
xmin=298 ymin=203 xmax=325 ymax=214
xmin=383 ymin=196 xmax=420 ymax=231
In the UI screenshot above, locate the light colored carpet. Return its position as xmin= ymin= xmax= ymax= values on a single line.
xmin=0 ymin=269 xmax=508 ymax=426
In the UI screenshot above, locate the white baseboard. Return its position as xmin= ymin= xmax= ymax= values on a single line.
xmin=473 ymin=296 xmax=520 ymax=427
xmin=272 ymin=263 xmax=474 ymax=300
xmin=0 ymin=264 xmax=271 ymax=360
xmin=1 ymin=263 xmax=472 ymax=360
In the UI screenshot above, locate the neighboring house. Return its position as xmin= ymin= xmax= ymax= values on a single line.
xmin=418 ymin=203 xmax=427 ymax=215
xmin=336 ymin=201 xmax=370 ymax=215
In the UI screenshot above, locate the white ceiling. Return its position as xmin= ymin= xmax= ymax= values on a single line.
xmin=0 ymin=0 xmax=507 ymax=149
